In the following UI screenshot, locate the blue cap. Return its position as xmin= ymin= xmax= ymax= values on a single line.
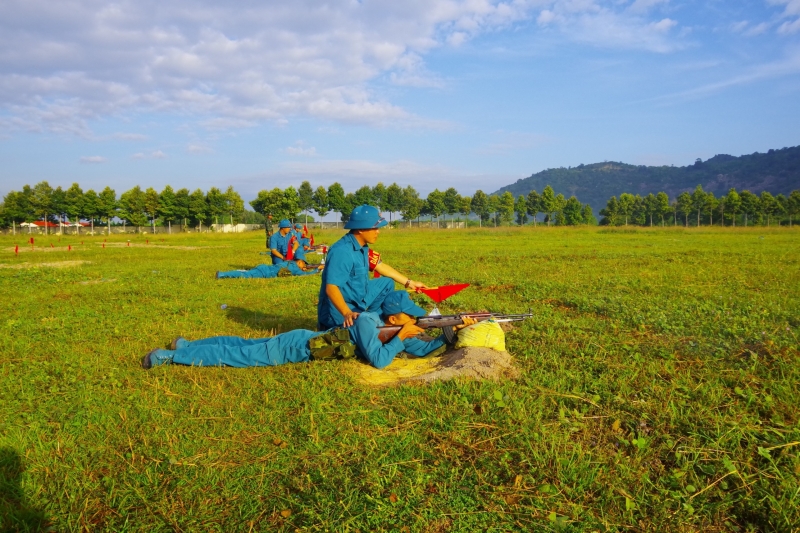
xmin=344 ymin=205 xmax=388 ymax=230
xmin=278 ymin=219 xmax=292 ymax=229
xmin=381 ymin=291 xmax=427 ymax=317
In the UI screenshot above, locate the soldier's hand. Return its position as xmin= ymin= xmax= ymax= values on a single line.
xmin=343 ymin=311 xmax=360 ymax=327
xmin=406 ymin=280 xmax=429 ymax=292
xmin=398 ymin=321 xmax=425 ymax=340
xmin=455 ymin=316 xmax=477 ymax=330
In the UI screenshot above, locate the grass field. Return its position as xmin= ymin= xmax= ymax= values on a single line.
xmin=1 ymin=227 xmax=798 ymax=532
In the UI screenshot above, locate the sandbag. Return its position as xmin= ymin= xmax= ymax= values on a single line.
xmin=454 ymin=319 xmax=506 ymax=351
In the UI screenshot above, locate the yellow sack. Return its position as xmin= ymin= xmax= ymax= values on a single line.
xmin=454 ymin=319 xmax=506 ymax=351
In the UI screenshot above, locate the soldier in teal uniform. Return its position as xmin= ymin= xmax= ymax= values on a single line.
xmin=317 ymin=205 xmax=432 ymax=330
xmin=216 ymin=259 xmax=322 ymax=279
xmin=268 ymin=219 xmax=295 ymax=264
xmin=141 ymin=291 xmax=475 ymax=370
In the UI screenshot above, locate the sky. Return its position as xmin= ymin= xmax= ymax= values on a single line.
xmin=1 ymin=0 xmax=800 ymax=207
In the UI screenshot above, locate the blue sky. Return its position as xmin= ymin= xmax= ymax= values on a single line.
xmin=1 ymin=0 xmax=799 ymax=206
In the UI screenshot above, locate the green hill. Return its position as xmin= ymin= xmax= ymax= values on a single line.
xmin=492 ymin=145 xmax=800 ymax=210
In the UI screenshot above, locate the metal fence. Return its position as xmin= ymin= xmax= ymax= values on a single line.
xmin=0 ymin=223 xmax=267 ymax=236
xmin=0 ymin=220 xmax=474 ymax=235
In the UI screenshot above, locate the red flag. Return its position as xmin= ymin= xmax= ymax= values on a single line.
xmin=303 ymin=224 xmax=309 ymax=237
xmin=286 ymin=236 xmax=295 ymax=260
xmin=29 ymin=237 xmax=34 ymax=245
xmin=15 ymin=245 xmax=19 ymax=255
xmin=127 ymin=242 xmax=130 ymax=247
xmin=146 ymin=239 xmax=149 ymax=244
xmin=68 ymin=245 xmax=72 ymax=251
xmin=420 ymin=284 xmax=470 ymax=303
xmin=103 ymin=243 xmax=105 ymax=249
xmin=310 ymin=234 xmax=315 ymax=246
xmin=50 ymin=243 xmax=54 ymax=248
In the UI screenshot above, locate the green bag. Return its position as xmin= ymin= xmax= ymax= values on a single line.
xmin=309 ymin=328 xmax=357 ymax=361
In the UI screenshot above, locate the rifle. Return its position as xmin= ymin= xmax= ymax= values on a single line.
xmin=377 ymin=310 xmax=532 ymax=344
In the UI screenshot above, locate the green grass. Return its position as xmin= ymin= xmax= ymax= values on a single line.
xmin=1 ymin=227 xmax=798 ymax=532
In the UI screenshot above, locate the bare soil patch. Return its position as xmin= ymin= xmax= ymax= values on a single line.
xmin=0 ymin=260 xmax=91 ymax=269
xmin=353 ymin=347 xmax=520 ymax=387
xmin=100 ymin=242 xmax=213 ymax=250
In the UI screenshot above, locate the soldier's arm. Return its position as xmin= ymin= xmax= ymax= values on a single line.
xmin=325 ymin=284 xmax=359 ymax=327
xmin=373 ymin=262 xmax=429 ymax=291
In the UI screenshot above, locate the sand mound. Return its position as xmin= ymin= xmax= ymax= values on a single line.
xmin=353 ymin=347 xmax=520 ymax=387
xmin=0 ymin=260 xmax=91 ymax=269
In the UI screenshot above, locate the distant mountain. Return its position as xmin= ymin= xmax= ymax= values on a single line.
xmin=492 ymin=145 xmax=800 ymax=211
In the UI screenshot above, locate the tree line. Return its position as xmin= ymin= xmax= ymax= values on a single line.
xmin=1 ymin=181 xmax=596 ymax=231
xmin=0 ymin=182 xmax=248 ymax=233
xmin=254 ymin=182 xmax=595 ymax=227
xmin=599 ymin=186 xmax=800 ymax=227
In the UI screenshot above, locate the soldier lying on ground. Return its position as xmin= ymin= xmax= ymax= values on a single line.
xmin=215 ymin=259 xmax=322 ymax=279
xmin=141 ymin=291 xmax=476 ymax=370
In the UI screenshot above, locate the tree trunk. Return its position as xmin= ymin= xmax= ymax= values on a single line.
xmin=12 ymin=221 xmax=15 ymax=235
xmin=710 ymin=212 xmax=713 ymax=226
xmin=168 ymin=221 xmax=171 ymax=234
xmin=45 ymin=213 xmax=48 ymax=235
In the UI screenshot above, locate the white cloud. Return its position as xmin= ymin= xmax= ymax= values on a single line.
xmin=131 ymin=150 xmax=167 ymax=159
xmin=627 ymin=0 xmax=669 ymax=15
xmin=0 ymin=0 xmax=539 ymax=136
xmin=187 ymin=143 xmax=212 ymax=154
xmin=745 ymin=22 xmax=771 ymax=36
xmin=648 ymin=49 xmax=800 ymax=103
xmin=768 ymin=0 xmax=800 ymax=34
xmin=282 ymin=141 xmax=318 ymax=157
xmin=113 ymin=132 xmax=147 ymax=141
xmin=534 ymin=1 xmax=682 ymax=52
xmin=768 ymin=0 xmax=800 ymax=17
xmin=778 ymin=18 xmax=800 ymax=34
xmin=79 ymin=155 xmax=106 ymax=163
xmin=731 ymin=21 xmax=750 ymax=33
xmin=0 ymin=0 xmax=684 ymax=136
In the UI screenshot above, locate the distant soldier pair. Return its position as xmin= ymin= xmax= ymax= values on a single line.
xmin=216 ymin=219 xmax=319 ymax=279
